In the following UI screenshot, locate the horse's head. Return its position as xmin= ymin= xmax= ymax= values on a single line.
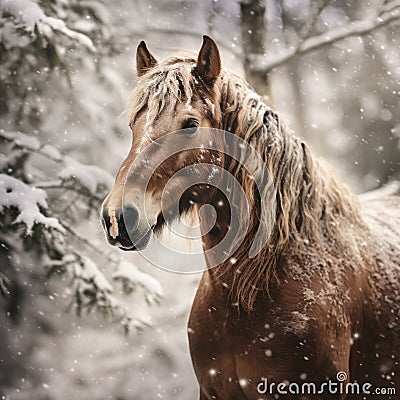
xmin=101 ymin=36 xmax=227 ymax=251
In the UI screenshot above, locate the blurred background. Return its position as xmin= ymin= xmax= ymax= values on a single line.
xmin=0 ymin=0 xmax=399 ymax=399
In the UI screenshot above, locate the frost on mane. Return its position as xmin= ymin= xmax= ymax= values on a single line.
xmin=0 ymin=174 xmax=63 ymax=234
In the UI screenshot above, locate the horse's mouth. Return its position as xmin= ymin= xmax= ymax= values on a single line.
xmin=118 ymin=226 xmax=154 ymax=251
xmin=119 ymin=243 xmax=146 ymax=251
xmin=119 ymin=245 xmax=138 ymax=251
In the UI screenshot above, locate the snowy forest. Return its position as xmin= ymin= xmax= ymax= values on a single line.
xmin=1 ymin=0 xmax=399 ymax=399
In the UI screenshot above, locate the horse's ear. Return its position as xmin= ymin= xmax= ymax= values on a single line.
xmin=196 ymin=35 xmax=221 ymax=84
xmin=136 ymin=41 xmax=158 ymax=77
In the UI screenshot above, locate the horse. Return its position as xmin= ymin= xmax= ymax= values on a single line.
xmin=101 ymin=36 xmax=400 ymax=399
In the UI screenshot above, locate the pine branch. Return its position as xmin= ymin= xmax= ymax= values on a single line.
xmin=0 ymin=130 xmax=62 ymax=164
xmin=59 ymin=220 xmax=118 ymax=265
xmin=34 ymin=180 xmax=103 ymax=202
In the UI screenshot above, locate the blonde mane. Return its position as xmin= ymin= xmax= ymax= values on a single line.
xmin=217 ymin=72 xmax=364 ymax=310
xmin=127 ymin=55 xmax=365 ymax=311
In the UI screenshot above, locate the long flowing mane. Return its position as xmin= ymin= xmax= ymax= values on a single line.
xmin=216 ymin=71 xmax=365 ymax=310
xmin=127 ymin=54 xmax=366 ymax=311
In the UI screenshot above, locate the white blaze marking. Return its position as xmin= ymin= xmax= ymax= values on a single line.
xmin=109 ymin=209 xmax=119 ymax=239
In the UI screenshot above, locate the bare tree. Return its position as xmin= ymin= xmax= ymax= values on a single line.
xmin=267 ymin=5 xmax=399 ymax=70
xmin=241 ymin=0 xmax=400 ymax=79
xmin=240 ymin=0 xmax=269 ymax=96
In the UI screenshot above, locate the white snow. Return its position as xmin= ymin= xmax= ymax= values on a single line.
xmin=204 ymin=98 xmax=216 ymax=116
xmin=2 ymin=0 xmax=95 ymax=50
xmin=0 ymin=174 xmax=63 ymax=234
xmin=113 ymin=260 xmax=163 ymax=304
xmin=41 ymin=144 xmax=62 ymax=161
xmin=1 ymin=130 xmax=112 ymax=195
xmin=79 ymin=256 xmax=113 ymax=293
xmin=59 ymin=157 xmax=114 ymax=195
xmin=0 ymin=130 xmax=40 ymax=150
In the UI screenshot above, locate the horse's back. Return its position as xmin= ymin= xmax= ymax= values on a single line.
xmin=360 ymin=195 xmax=400 ymax=308
xmin=361 ymin=194 xmax=400 ymax=257
xmin=346 ymin=195 xmax=399 ymax=395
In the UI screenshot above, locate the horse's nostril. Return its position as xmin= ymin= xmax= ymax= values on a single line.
xmin=122 ymin=205 xmax=139 ymax=233
xmin=102 ymin=206 xmax=140 ymax=248
xmin=102 ymin=208 xmax=111 ymax=231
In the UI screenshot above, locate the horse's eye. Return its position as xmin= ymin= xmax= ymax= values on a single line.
xmin=181 ymin=118 xmax=199 ymax=135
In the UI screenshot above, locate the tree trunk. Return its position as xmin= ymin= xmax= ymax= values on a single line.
xmin=240 ymin=0 xmax=270 ymax=97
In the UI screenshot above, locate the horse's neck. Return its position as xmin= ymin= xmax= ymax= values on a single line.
xmin=202 ymin=75 xmax=363 ymax=308
xmin=198 ymin=122 xmax=364 ymax=309
xmin=199 ymin=195 xmax=233 ymax=296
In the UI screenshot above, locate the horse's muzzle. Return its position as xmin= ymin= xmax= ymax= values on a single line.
xmin=101 ymin=205 xmax=152 ymax=251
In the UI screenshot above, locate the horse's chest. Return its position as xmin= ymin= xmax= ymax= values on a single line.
xmin=189 ymin=310 xmax=256 ymax=399
xmin=187 ymin=281 xmax=321 ymax=399
xmin=188 ymin=300 xmax=278 ymax=399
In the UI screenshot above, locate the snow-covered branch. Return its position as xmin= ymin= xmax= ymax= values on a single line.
xmin=0 ymin=174 xmax=64 ymax=234
xmin=0 ymin=130 xmax=162 ymax=333
xmin=0 ymin=130 xmax=63 ymax=166
xmin=34 ymin=180 xmax=103 ymax=203
xmin=0 ymin=130 xmax=113 ymax=199
xmin=2 ymin=0 xmax=95 ymax=51
xmin=114 ymin=261 xmax=163 ymax=305
xmin=250 ymin=3 xmax=400 ymax=73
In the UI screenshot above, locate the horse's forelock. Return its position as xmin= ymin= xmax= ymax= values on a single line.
xmin=126 ymin=54 xmax=221 ymax=133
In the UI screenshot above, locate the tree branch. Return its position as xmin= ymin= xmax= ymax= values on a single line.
xmin=0 ymin=130 xmax=62 ymax=164
xmin=34 ymin=180 xmax=103 ymax=203
xmin=60 ymin=220 xmax=119 ymax=265
xmin=250 ymin=5 xmax=400 ymax=73
xmin=298 ymin=0 xmax=330 ymax=40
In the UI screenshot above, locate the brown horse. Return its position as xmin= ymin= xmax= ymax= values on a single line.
xmin=101 ymin=36 xmax=399 ymax=399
